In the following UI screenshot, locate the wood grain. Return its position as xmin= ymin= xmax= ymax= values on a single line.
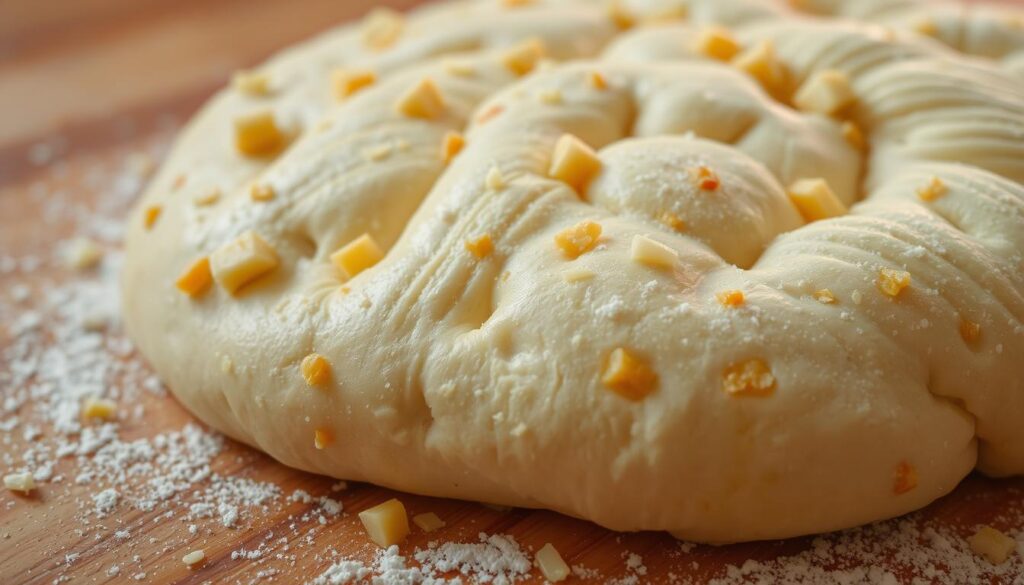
xmin=1 ymin=1 xmax=1023 ymax=584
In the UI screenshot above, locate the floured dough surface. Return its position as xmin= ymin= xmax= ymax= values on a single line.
xmin=122 ymin=0 xmax=1024 ymax=543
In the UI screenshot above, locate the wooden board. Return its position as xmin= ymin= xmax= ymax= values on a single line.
xmin=1 ymin=1 xmax=1023 ymax=583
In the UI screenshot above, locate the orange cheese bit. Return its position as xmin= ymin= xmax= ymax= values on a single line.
xmin=893 ymin=461 xmax=918 ymax=495
xmin=314 ymin=428 xmax=334 ymax=450
xmin=144 ymin=205 xmax=162 ymax=229
xmin=693 ymin=166 xmax=720 ymax=191
xmin=501 ymin=38 xmax=545 ymax=76
xmin=554 ymin=220 xmax=602 ymax=259
xmin=396 ymin=78 xmax=445 ymax=119
xmin=464 ymin=234 xmax=494 ymax=259
xmin=549 ymin=134 xmax=602 ymax=194
xmin=601 ymin=348 xmax=658 ymax=401
xmin=250 ymin=183 xmax=275 ymax=202
xmin=877 ymin=268 xmax=911 ymax=298
xmin=332 ymin=68 xmax=376 ymax=100
xmin=441 ymin=131 xmax=465 ymax=164
xmin=716 ymin=289 xmax=745 ymax=308
xmin=301 ymin=353 xmax=332 ymax=386
xmin=959 ymin=317 xmax=981 ymax=345
xmin=916 ymin=176 xmax=947 ymax=202
xmin=175 ymin=257 xmax=213 ymax=297
xmin=813 ymin=289 xmax=837 ymax=304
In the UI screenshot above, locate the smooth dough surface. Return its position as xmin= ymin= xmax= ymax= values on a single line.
xmin=122 ymin=0 xmax=1024 ymax=542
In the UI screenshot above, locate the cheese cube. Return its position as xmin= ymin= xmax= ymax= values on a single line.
xmin=182 ymin=550 xmax=205 ymax=567
xmin=721 ymin=359 xmax=776 ymax=397
xmin=589 ymin=71 xmax=608 ymax=90
xmin=535 ymin=543 xmax=570 ymax=582
xmin=968 ymin=526 xmax=1017 ymax=565
xmin=82 ymin=397 xmax=117 ymax=421
xmin=441 ymin=131 xmax=465 ymax=163
xmin=732 ymin=41 xmax=788 ymax=96
xmin=176 ymin=256 xmax=213 ymax=297
xmin=877 ymin=268 xmax=911 ymax=298
xmin=549 ymin=134 xmax=602 ymax=193
xmin=395 ymin=78 xmax=445 ymax=119
xmin=486 ymin=166 xmax=506 ymax=191
xmin=788 ymin=178 xmax=847 ymax=222
xmin=692 ymin=26 xmax=741 ymax=61
xmin=3 ymin=472 xmax=35 ymax=494
xmin=501 ymin=38 xmax=544 ymax=76
xmin=465 ymin=234 xmax=494 ymax=259
xmin=412 ymin=512 xmax=446 ymax=532
xmin=659 ymin=211 xmax=686 ymax=232
xmin=250 ymin=183 xmax=275 ymax=202
xmin=716 ymin=289 xmax=745 ymax=308
xmin=301 ymin=353 xmax=332 ymax=386
xmin=361 ymin=8 xmax=403 ymax=50
xmin=232 ymin=70 xmax=270 ymax=96
xmin=234 ymin=110 xmax=285 ymax=157
xmin=893 ymin=460 xmax=918 ymax=494
xmin=332 ymin=68 xmax=376 ymax=100
xmin=793 ymin=69 xmax=855 ymax=116
xmin=211 ymin=231 xmax=280 ymax=294
xmin=630 ymin=235 xmax=678 ymax=269
xmin=694 ymin=165 xmax=720 ymax=191
xmin=602 ymin=348 xmax=658 ymax=401
xmin=314 ymin=428 xmax=334 ymax=450
xmin=331 ymin=233 xmax=385 ymax=279
xmin=554 ymin=220 xmax=602 ymax=259
xmin=359 ymin=498 xmax=410 ymax=548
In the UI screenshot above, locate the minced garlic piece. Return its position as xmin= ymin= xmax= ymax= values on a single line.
xmin=211 ymin=230 xmax=280 ymax=294
xmin=917 ymin=176 xmax=947 ymax=202
xmin=535 ymin=543 xmax=571 ymax=582
xmin=176 ymin=257 xmax=213 ymax=297
xmin=602 ymin=348 xmax=657 ymax=401
xmin=716 ymin=289 xmax=745 ymax=308
xmin=549 ymin=134 xmax=602 ymax=193
xmin=359 ymin=498 xmax=410 ymax=548
xmin=841 ymin=121 xmax=865 ymax=150
xmin=332 ymin=68 xmax=376 ymax=100
xmin=893 ymin=460 xmax=917 ymax=494
xmin=182 ymin=550 xmax=205 ymax=567
xmin=959 ymin=317 xmax=981 ymax=345
xmin=233 ymin=70 xmax=270 ymax=96
xmin=486 ymin=166 xmax=506 ymax=191
xmin=3 ymin=472 xmax=35 ymax=494
xmin=813 ymin=289 xmax=837 ymax=304
xmin=693 ymin=165 xmax=720 ymax=191
xmin=314 ymin=428 xmax=334 ymax=450
xmin=630 ymin=235 xmax=678 ymax=269
xmin=554 ymin=220 xmax=602 ymax=259
xmin=732 ymin=40 xmax=788 ymax=96
xmin=722 ymin=359 xmax=776 ymax=397
xmin=589 ymin=71 xmax=608 ymax=90
xmin=234 ymin=110 xmax=285 ymax=156
xmin=877 ymin=268 xmax=911 ymax=298
xmin=331 ymin=233 xmax=385 ymax=279
xmin=659 ymin=211 xmax=686 ymax=232
xmin=144 ymin=205 xmax=162 ymax=229
xmin=250 ymin=183 xmax=275 ymax=202
xmin=64 ymin=237 xmax=103 ymax=270
xmin=301 ymin=353 xmax=332 ymax=387
xmin=968 ymin=526 xmax=1017 ymax=565
xmin=465 ymin=234 xmax=494 ymax=259
xmin=82 ymin=397 xmax=117 ymax=421
xmin=396 ymin=78 xmax=445 ymax=119
xmin=412 ymin=512 xmax=446 ymax=532
xmin=692 ymin=26 xmax=741 ymax=61
xmin=441 ymin=131 xmax=465 ymax=163
xmin=361 ymin=8 xmax=403 ymax=50
xmin=793 ymin=69 xmax=855 ymax=116
xmin=787 ymin=178 xmax=847 ymax=222
xmin=501 ymin=38 xmax=544 ymax=76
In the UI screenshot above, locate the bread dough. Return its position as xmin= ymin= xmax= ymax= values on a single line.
xmin=122 ymin=0 xmax=1024 ymax=542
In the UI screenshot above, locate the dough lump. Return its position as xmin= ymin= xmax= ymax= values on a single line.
xmin=122 ymin=0 xmax=1024 ymax=542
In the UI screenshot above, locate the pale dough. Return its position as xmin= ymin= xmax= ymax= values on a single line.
xmin=122 ymin=0 xmax=1024 ymax=542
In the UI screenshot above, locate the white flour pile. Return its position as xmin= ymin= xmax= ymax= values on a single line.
xmin=1 ymin=131 xmax=1022 ymax=583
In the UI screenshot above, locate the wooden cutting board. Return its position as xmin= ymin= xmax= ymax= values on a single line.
xmin=1 ymin=1 xmax=1022 ymax=583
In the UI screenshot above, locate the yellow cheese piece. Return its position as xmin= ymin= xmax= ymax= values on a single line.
xmin=210 ymin=231 xmax=280 ymax=294
xmin=722 ymin=359 xmax=776 ymax=397
xmin=877 ymin=268 xmax=911 ymax=298
xmin=692 ymin=26 xmax=741 ymax=61
xmin=301 ymin=353 xmax=332 ymax=386
xmin=3 ymin=472 xmax=35 ymax=494
xmin=549 ymin=134 xmax=602 ymax=193
xmin=82 ymin=397 xmax=117 ymax=421
xmin=232 ymin=70 xmax=270 ymax=96
xmin=968 ymin=526 xmax=1017 ymax=565
xmin=332 ymin=68 xmax=376 ymax=100
xmin=554 ymin=220 xmax=602 ymax=259
xmin=788 ymin=178 xmax=847 ymax=222
xmin=732 ymin=40 xmax=788 ymax=96
xmin=501 ymin=38 xmax=544 ymax=76
xmin=630 ymin=235 xmax=678 ymax=269
xmin=602 ymin=348 xmax=657 ymax=401
xmin=234 ymin=110 xmax=285 ymax=157
xmin=412 ymin=512 xmax=446 ymax=532
xmin=175 ymin=256 xmax=213 ymax=297
xmin=331 ymin=233 xmax=385 ymax=279
xmin=359 ymin=498 xmax=410 ymax=548
xmin=793 ymin=69 xmax=855 ymax=116
xmin=396 ymin=78 xmax=445 ymax=119
xmin=535 ymin=543 xmax=570 ymax=582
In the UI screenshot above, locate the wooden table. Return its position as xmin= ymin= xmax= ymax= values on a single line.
xmin=1 ymin=1 xmax=1022 ymax=583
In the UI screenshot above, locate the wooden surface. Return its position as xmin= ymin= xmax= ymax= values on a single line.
xmin=1 ymin=1 xmax=1023 ymax=583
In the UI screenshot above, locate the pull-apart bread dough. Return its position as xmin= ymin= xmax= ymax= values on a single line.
xmin=122 ymin=0 xmax=1024 ymax=542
